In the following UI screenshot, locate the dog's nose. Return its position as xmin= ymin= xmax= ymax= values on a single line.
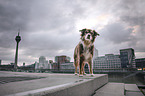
xmin=87 ymin=35 xmax=90 ymax=39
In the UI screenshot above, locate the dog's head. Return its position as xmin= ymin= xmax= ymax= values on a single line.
xmin=80 ymin=28 xmax=99 ymax=45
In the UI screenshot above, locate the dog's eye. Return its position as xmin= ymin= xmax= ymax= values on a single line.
xmin=90 ymin=32 xmax=93 ymax=35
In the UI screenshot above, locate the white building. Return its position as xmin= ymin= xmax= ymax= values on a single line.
xmin=93 ymin=54 xmax=121 ymax=69
xmin=35 ymin=61 xmax=39 ymax=69
xmin=35 ymin=56 xmax=50 ymax=69
xmin=49 ymin=60 xmax=53 ymax=69
xmin=93 ymin=48 xmax=98 ymax=60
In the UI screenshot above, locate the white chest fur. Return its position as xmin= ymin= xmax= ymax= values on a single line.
xmin=83 ymin=45 xmax=92 ymax=61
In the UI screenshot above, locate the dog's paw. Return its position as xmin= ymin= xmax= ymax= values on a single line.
xmin=83 ymin=73 xmax=86 ymax=75
xmin=91 ymin=74 xmax=94 ymax=77
xmin=74 ymin=73 xmax=78 ymax=75
xmin=79 ymin=75 xmax=83 ymax=77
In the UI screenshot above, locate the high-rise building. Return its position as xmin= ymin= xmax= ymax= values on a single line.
xmin=93 ymin=54 xmax=121 ymax=69
xmin=120 ymin=48 xmax=136 ymax=68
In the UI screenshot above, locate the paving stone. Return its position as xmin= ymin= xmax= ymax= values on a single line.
xmin=126 ymin=91 xmax=144 ymax=96
xmin=94 ymin=83 xmax=124 ymax=96
xmin=125 ymin=84 xmax=144 ymax=96
xmin=125 ymin=84 xmax=140 ymax=91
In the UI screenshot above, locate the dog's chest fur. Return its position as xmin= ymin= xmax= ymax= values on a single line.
xmin=83 ymin=47 xmax=91 ymax=61
xmin=80 ymin=42 xmax=94 ymax=61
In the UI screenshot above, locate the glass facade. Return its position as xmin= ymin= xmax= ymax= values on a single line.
xmin=60 ymin=62 xmax=74 ymax=69
xmin=93 ymin=54 xmax=121 ymax=69
xmin=120 ymin=48 xmax=136 ymax=68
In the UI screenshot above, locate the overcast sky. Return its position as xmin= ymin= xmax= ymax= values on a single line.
xmin=0 ymin=0 xmax=145 ymax=66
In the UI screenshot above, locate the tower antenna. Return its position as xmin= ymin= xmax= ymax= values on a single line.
xmin=18 ymin=28 xmax=20 ymax=36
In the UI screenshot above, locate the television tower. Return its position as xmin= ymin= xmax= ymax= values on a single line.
xmin=14 ymin=32 xmax=21 ymax=69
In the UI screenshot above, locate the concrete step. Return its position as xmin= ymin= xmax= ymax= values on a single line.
xmin=125 ymin=84 xmax=144 ymax=96
xmin=94 ymin=83 xmax=144 ymax=96
xmin=94 ymin=83 xmax=125 ymax=96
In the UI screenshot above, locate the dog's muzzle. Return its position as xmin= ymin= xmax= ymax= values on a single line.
xmin=87 ymin=35 xmax=90 ymax=39
xmin=85 ymin=33 xmax=92 ymax=40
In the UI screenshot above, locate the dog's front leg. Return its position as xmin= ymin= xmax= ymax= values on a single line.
xmin=82 ymin=63 xmax=86 ymax=75
xmin=79 ymin=56 xmax=84 ymax=77
xmin=88 ymin=60 xmax=94 ymax=76
xmin=75 ymin=65 xmax=78 ymax=75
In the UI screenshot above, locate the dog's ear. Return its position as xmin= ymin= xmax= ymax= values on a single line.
xmin=93 ymin=30 xmax=100 ymax=36
xmin=79 ymin=28 xmax=87 ymax=33
xmin=79 ymin=28 xmax=87 ymax=36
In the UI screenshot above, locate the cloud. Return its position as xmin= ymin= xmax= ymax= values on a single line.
xmin=101 ymin=22 xmax=133 ymax=43
xmin=116 ymin=0 xmax=145 ymax=52
xmin=0 ymin=0 xmax=145 ymax=65
xmin=0 ymin=0 xmax=31 ymax=32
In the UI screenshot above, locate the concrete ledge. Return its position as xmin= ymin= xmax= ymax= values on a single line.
xmin=6 ymin=74 xmax=108 ymax=96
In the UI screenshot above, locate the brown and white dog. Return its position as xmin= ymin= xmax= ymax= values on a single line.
xmin=74 ymin=28 xmax=99 ymax=76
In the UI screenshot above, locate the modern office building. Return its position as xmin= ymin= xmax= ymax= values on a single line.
xmin=135 ymin=58 xmax=145 ymax=69
xmin=93 ymin=54 xmax=121 ymax=69
xmin=54 ymin=55 xmax=71 ymax=70
xmin=120 ymin=48 xmax=136 ymax=68
xmin=60 ymin=62 xmax=74 ymax=70
xmin=51 ymin=62 xmax=59 ymax=70
xmin=55 ymin=55 xmax=71 ymax=64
